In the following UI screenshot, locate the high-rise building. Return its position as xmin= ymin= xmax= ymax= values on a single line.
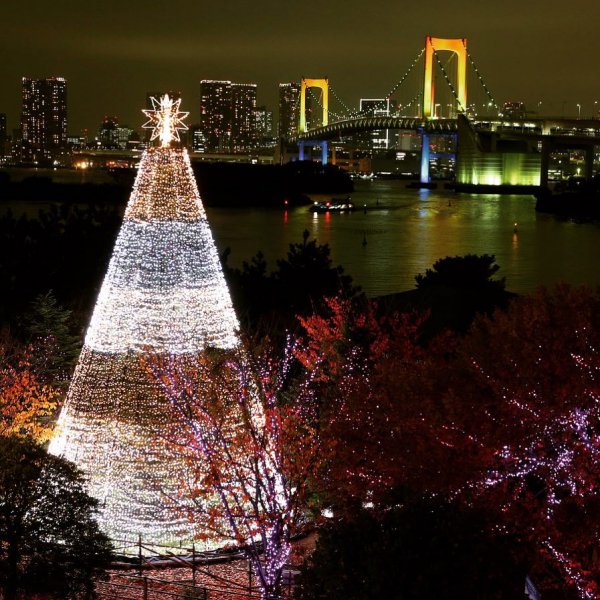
xmin=359 ymin=98 xmax=390 ymax=151
xmin=231 ymin=83 xmax=257 ymax=152
xmin=189 ymin=125 xmax=206 ymax=153
xmin=97 ymin=116 xmax=133 ymax=149
xmin=253 ymin=107 xmax=276 ymax=150
xmin=199 ymin=80 xmax=232 ymax=153
xmin=254 ymin=106 xmax=274 ymax=147
xmin=199 ymin=80 xmax=259 ymax=153
xmin=278 ymin=82 xmax=300 ymax=139
xmin=21 ymin=77 xmax=67 ymax=163
xmin=254 ymin=106 xmax=273 ymax=137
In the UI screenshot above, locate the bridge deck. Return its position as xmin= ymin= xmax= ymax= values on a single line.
xmin=293 ymin=116 xmax=600 ymax=142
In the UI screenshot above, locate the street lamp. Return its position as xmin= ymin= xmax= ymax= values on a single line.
xmin=577 ymin=103 xmax=581 ymax=118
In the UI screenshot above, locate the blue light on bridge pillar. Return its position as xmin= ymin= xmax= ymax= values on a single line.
xmin=420 ymin=130 xmax=430 ymax=184
xmin=298 ymin=140 xmax=328 ymax=165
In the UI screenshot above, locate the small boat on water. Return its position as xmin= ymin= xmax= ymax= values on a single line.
xmin=310 ymin=197 xmax=355 ymax=213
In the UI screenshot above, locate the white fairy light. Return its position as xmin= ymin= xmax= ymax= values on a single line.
xmin=49 ymin=102 xmax=240 ymax=546
xmin=84 ymin=221 xmax=239 ymax=354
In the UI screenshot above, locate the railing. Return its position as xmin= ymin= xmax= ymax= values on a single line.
xmin=98 ymin=570 xmax=298 ymax=600
xmin=97 ymin=571 xmax=261 ymax=600
xmin=110 ymin=537 xmax=247 ymax=570
xmin=98 ymin=537 xmax=298 ymax=600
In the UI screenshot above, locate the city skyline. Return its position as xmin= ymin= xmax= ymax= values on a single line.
xmin=1 ymin=0 xmax=599 ymax=134
xmin=20 ymin=77 xmax=68 ymax=161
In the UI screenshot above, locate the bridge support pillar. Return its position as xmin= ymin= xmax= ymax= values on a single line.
xmin=420 ymin=131 xmax=430 ymax=184
xmin=298 ymin=141 xmax=306 ymax=161
xmin=424 ymin=37 xmax=467 ymax=119
xmin=298 ymin=140 xmax=328 ymax=165
xmin=540 ymin=140 xmax=550 ymax=189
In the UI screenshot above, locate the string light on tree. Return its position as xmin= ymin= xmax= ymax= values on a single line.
xmin=154 ymin=338 xmax=323 ymax=600
xmin=49 ymin=95 xmax=240 ymax=546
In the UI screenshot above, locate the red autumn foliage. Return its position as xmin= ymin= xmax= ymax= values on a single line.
xmin=297 ymin=296 xmax=457 ymax=508
xmin=0 ymin=336 xmax=60 ymax=442
xmin=299 ymin=287 xmax=600 ymax=598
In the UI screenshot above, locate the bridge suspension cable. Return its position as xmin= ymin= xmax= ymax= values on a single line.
xmin=300 ymin=41 xmax=500 ymax=132
xmin=352 ymin=48 xmax=425 ymax=118
xmin=399 ymin=90 xmax=423 ymax=115
xmin=328 ymin=85 xmax=355 ymax=117
xmin=307 ymin=48 xmax=425 ymax=126
xmin=306 ymin=86 xmax=348 ymax=121
xmin=461 ymin=39 xmax=498 ymax=111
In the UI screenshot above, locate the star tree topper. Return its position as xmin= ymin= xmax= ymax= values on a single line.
xmin=142 ymin=94 xmax=189 ymax=147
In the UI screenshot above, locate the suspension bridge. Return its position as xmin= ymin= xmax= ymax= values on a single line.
xmin=289 ymin=36 xmax=600 ymax=188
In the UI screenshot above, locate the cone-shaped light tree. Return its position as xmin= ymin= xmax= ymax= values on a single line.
xmin=49 ymin=95 xmax=240 ymax=545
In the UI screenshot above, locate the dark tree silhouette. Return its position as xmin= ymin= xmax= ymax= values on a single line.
xmin=379 ymin=254 xmax=513 ymax=337
xmin=275 ymin=230 xmax=356 ymax=314
xmin=223 ymin=230 xmax=359 ymax=338
xmin=415 ymin=253 xmax=505 ymax=291
xmin=0 ymin=436 xmax=113 ymax=600
xmin=20 ymin=290 xmax=81 ymax=385
xmin=297 ymin=499 xmax=528 ymax=600
xmin=0 ymin=203 xmax=122 ymax=323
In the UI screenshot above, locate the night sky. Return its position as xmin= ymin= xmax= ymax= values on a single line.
xmin=1 ymin=0 xmax=598 ymax=134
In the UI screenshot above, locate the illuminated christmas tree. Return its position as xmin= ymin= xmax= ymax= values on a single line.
xmin=49 ymin=95 xmax=240 ymax=545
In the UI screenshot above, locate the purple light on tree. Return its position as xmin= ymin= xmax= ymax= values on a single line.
xmin=153 ymin=338 xmax=323 ymax=600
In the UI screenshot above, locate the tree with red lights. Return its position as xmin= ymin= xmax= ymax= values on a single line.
xmin=154 ymin=339 xmax=323 ymax=600
xmin=300 ymin=286 xmax=600 ymax=598
xmin=297 ymin=296 xmax=457 ymax=511
xmin=452 ymin=285 xmax=600 ymax=598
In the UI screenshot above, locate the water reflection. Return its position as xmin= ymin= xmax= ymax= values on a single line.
xmin=206 ymin=179 xmax=600 ymax=296
xmin=512 ymin=232 xmax=519 ymax=251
